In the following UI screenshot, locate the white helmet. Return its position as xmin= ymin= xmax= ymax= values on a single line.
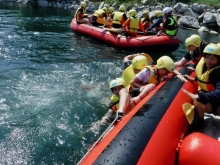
xmin=163 ymin=7 xmax=172 ymax=14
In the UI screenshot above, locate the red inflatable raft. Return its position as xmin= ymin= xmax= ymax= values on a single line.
xmin=70 ymin=19 xmax=180 ymax=52
xmin=77 ymin=62 xmax=220 ymax=165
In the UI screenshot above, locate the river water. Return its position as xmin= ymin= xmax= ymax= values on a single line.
xmin=0 ymin=3 xmax=219 ymax=164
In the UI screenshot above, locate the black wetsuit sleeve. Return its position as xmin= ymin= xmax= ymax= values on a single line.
xmin=197 ymin=68 xmax=220 ymax=104
xmin=184 ymin=52 xmax=192 ymax=61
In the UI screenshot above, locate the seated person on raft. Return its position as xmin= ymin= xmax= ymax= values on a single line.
xmin=122 ymin=9 xmax=146 ymax=36
xmin=157 ymin=7 xmax=177 ymax=36
xmin=74 ymin=2 xmax=89 ymax=24
xmin=110 ymin=5 xmax=127 ymax=29
xmin=140 ymin=10 xmax=151 ymax=30
xmin=130 ymin=56 xmax=186 ymax=104
xmin=175 ymin=34 xmax=208 ymax=70
xmin=91 ymin=7 xmax=109 ymax=26
xmin=182 ymin=43 xmax=220 ymax=131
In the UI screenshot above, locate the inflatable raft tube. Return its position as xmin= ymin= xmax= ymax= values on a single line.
xmin=70 ymin=19 xmax=180 ymax=52
xmin=78 ymin=63 xmax=197 ymax=165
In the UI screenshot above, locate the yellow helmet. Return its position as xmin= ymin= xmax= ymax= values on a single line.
xmin=104 ymin=4 xmax=110 ymax=8
xmin=143 ymin=10 xmax=149 ymax=15
xmin=102 ymin=7 xmax=108 ymax=12
xmin=203 ymin=43 xmax=220 ymax=56
xmin=185 ymin=34 xmax=201 ymax=50
xmin=132 ymin=55 xmax=148 ymax=70
xmin=155 ymin=10 xmax=162 ymax=17
xmin=110 ymin=78 xmax=126 ymax=89
xmin=119 ymin=5 xmax=126 ymax=12
xmin=80 ymin=1 xmax=87 ymax=8
xmin=109 ymin=7 xmax=115 ymax=13
xmin=156 ymin=56 xmax=174 ymax=72
xmin=128 ymin=9 xmax=137 ymax=17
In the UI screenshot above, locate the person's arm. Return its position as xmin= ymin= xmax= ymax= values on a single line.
xmin=122 ymin=19 xmax=130 ymax=29
xmin=117 ymin=88 xmax=130 ymax=113
xmin=124 ymin=54 xmax=137 ymax=62
xmin=147 ymin=18 xmax=161 ymax=31
xmin=175 ymin=57 xmax=189 ymax=68
xmin=130 ymin=68 xmax=150 ymax=88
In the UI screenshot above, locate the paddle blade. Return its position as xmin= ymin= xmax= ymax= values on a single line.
xmin=103 ymin=27 xmax=122 ymax=34
xmin=96 ymin=17 xmax=112 ymax=26
xmin=122 ymin=65 xmax=135 ymax=90
xmin=182 ymin=103 xmax=195 ymax=124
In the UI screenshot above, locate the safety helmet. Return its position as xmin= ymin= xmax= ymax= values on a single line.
xmin=104 ymin=4 xmax=110 ymax=8
xmin=119 ymin=5 xmax=126 ymax=12
xmin=84 ymin=0 xmax=89 ymax=3
xmin=132 ymin=55 xmax=148 ymax=70
xmin=203 ymin=43 xmax=220 ymax=56
xmin=109 ymin=7 xmax=115 ymax=13
xmin=110 ymin=78 xmax=126 ymax=90
xmin=156 ymin=56 xmax=175 ymax=72
xmin=102 ymin=7 xmax=108 ymax=12
xmin=155 ymin=10 xmax=162 ymax=17
xmin=128 ymin=9 xmax=137 ymax=17
xmin=80 ymin=1 xmax=87 ymax=8
xmin=185 ymin=34 xmax=201 ymax=50
xmin=142 ymin=10 xmax=149 ymax=15
xmin=163 ymin=7 xmax=172 ymax=14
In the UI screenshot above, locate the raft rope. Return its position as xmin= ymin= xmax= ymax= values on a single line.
xmin=77 ymin=113 xmax=119 ymax=165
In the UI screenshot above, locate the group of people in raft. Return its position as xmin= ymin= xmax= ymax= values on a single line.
xmin=107 ymin=34 xmax=220 ymax=131
xmin=74 ymin=1 xmax=177 ymax=36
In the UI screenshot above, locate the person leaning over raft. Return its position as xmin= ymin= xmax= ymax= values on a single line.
xmin=110 ymin=5 xmax=127 ymax=28
xmin=157 ymin=7 xmax=177 ymax=36
xmin=145 ymin=10 xmax=163 ymax=35
xmin=182 ymin=43 xmax=220 ymax=131
xmin=130 ymin=56 xmax=186 ymax=104
xmin=91 ymin=7 xmax=108 ymax=26
xmin=175 ymin=34 xmax=208 ymax=70
xmin=106 ymin=78 xmax=133 ymax=123
xmin=74 ymin=2 xmax=89 ymax=24
xmin=122 ymin=9 xmax=146 ymax=36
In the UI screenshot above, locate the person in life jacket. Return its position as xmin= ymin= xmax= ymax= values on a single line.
xmin=140 ymin=10 xmax=151 ymax=30
xmin=74 ymin=2 xmax=88 ymax=24
xmin=122 ymin=9 xmax=146 ymax=36
xmin=146 ymin=10 xmax=163 ymax=34
xmin=130 ymin=56 xmax=175 ymax=104
xmin=110 ymin=5 xmax=127 ymax=28
xmin=108 ymin=55 xmax=148 ymax=112
xmin=91 ymin=7 xmax=108 ymax=26
xmin=182 ymin=43 xmax=220 ymax=130
xmin=157 ymin=7 xmax=177 ymax=36
xmin=175 ymin=34 xmax=208 ymax=70
xmin=106 ymin=78 xmax=133 ymax=123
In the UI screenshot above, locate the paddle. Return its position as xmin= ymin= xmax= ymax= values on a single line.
xmin=182 ymin=102 xmax=195 ymax=124
xmin=96 ymin=17 xmax=112 ymax=26
xmin=103 ymin=27 xmax=123 ymax=33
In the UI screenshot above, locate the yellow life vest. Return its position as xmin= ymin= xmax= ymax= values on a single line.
xmin=93 ymin=9 xmax=105 ymax=18
xmin=74 ymin=7 xmax=84 ymax=19
xmin=145 ymin=66 xmax=159 ymax=85
xmin=113 ymin=11 xmax=124 ymax=25
xmin=195 ymin=57 xmax=220 ymax=92
xmin=128 ymin=17 xmax=139 ymax=33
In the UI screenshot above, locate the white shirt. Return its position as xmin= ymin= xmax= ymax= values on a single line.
xmin=136 ymin=68 xmax=151 ymax=83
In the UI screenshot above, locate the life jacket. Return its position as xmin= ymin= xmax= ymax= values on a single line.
xmin=109 ymin=94 xmax=120 ymax=112
xmin=195 ymin=57 xmax=220 ymax=92
xmin=164 ymin=16 xmax=177 ymax=36
xmin=93 ymin=9 xmax=105 ymax=18
xmin=112 ymin=11 xmax=124 ymax=25
xmin=141 ymin=17 xmax=151 ymax=29
xmin=144 ymin=66 xmax=159 ymax=85
xmin=128 ymin=17 xmax=139 ymax=33
xmin=74 ymin=7 xmax=84 ymax=20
